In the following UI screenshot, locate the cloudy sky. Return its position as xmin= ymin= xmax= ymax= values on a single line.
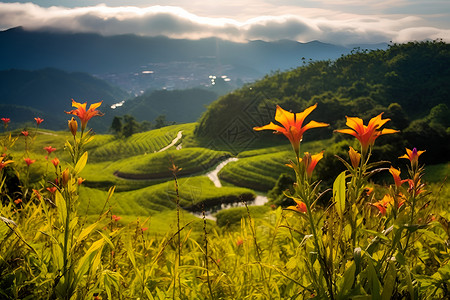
xmin=0 ymin=0 xmax=449 ymax=45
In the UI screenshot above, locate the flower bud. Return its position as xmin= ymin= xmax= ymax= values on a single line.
xmin=68 ymin=117 xmax=78 ymax=136
xmin=348 ymin=146 xmax=361 ymax=169
xmin=61 ymin=168 xmax=70 ymax=186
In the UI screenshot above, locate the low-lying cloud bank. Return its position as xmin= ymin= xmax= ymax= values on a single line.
xmin=0 ymin=3 xmax=448 ymax=45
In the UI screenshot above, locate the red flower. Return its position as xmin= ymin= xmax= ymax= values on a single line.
xmin=14 ymin=198 xmax=22 ymax=205
xmin=33 ymin=189 xmax=42 ymax=200
xmin=34 ymin=117 xmax=44 ymax=125
xmin=44 ymin=146 xmax=56 ymax=154
xmin=47 ymin=187 xmax=57 ymax=194
xmin=287 ymin=198 xmax=307 ymax=213
xmin=77 ymin=177 xmax=85 ymax=185
xmin=52 ymin=157 xmax=60 ymax=167
xmin=236 ymin=239 xmax=244 ymax=247
xmin=1 ymin=118 xmax=10 ymax=124
xmin=22 ymin=131 xmax=29 ymax=137
xmin=24 ymin=157 xmax=36 ymax=166
xmin=66 ymin=99 xmax=103 ymax=131
xmin=112 ymin=215 xmax=121 ymax=222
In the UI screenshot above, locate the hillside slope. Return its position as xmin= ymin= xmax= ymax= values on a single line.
xmin=195 ymin=41 xmax=450 ymax=163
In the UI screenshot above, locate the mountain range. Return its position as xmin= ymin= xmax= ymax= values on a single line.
xmin=0 ymin=27 xmax=387 ymax=93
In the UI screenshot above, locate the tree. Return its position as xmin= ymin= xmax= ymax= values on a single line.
xmin=154 ymin=115 xmax=168 ymax=129
xmin=122 ymin=115 xmax=140 ymax=137
xmin=110 ymin=116 xmax=123 ymax=136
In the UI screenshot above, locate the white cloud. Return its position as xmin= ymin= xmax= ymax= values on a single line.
xmin=0 ymin=2 xmax=448 ymax=45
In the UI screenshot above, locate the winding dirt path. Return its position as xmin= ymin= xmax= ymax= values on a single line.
xmin=158 ymin=131 xmax=182 ymax=152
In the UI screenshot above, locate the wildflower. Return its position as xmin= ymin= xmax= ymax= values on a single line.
xmin=1 ymin=118 xmax=10 ymax=125
xmin=370 ymin=194 xmax=404 ymax=215
xmin=34 ymin=117 xmax=44 ymax=125
xmin=47 ymin=187 xmax=57 ymax=194
xmin=389 ymin=166 xmax=406 ymax=188
xmin=0 ymin=157 xmax=13 ymax=170
xmin=141 ymin=227 xmax=148 ymax=232
xmin=287 ymin=198 xmax=307 ymax=213
xmin=44 ymin=146 xmax=56 ymax=154
xmin=253 ymin=104 xmax=328 ymax=158
xmin=335 ymin=113 xmax=398 ymax=155
xmin=77 ymin=177 xmax=85 ymax=185
xmin=61 ymin=168 xmax=70 ymax=186
xmin=236 ymin=239 xmax=244 ymax=247
xmin=66 ymin=99 xmax=103 ymax=131
xmin=68 ymin=117 xmax=78 ymax=136
xmin=52 ymin=157 xmax=60 ymax=167
xmin=24 ymin=157 xmax=35 ymax=166
xmin=22 ymin=131 xmax=29 ymax=137
xmin=399 ymin=148 xmax=425 ymax=170
xmin=302 ymin=151 xmax=324 ymax=178
xmin=14 ymin=198 xmax=22 ymax=205
xmin=348 ymin=146 xmax=361 ymax=169
xmin=33 ymin=189 xmax=42 ymax=200
xmin=365 ymin=187 xmax=374 ymax=196
xmin=370 ymin=194 xmax=392 ymax=215
xmin=112 ymin=215 xmax=121 ymax=222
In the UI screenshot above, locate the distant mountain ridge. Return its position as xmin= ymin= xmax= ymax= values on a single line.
xmin=0 ymin=27 xmax=388 ymax=92
xmin=0 ymin=68 xmax=128 ymax=129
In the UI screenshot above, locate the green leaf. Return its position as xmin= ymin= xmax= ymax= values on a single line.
xmin=381 ymin=261 xmax=396 ymax=300
xmin=366 ymin=259 xmax=381 ymax=300
xmin=337 ymin=262 xmax=356 ymax=299
xmin=405 ymin=266 xmax=415 ymax=300
xmin=73 ymin=151 xmax=88 ymax=174
xmin=55 ymin=191 xmax=67 ymax=226
xmin=333 ymin=171 xmax=346 ymax=219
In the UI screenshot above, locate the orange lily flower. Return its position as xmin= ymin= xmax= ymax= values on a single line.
xmin=52 ymin=157 xmax=60 ymax=167
xmin=370 ymin=194 xmax=393 ymax=215
xmin=24 ymin=157 xmax=35 ymax=166
xmin=253 ymin=104 xmax=328 ymax=157
xmin=44 ymin=146 xmax=56 ymax=154
xmin=389 ymin=166 xmax=407 ymax=188
xmin=302 ymin=151 xmax=324 ymax=178
xmin=22 ymin=131 xmax=29 ymax=137
xmin=66 ymin=99 xmax=103 ymax=131
xmin=287 ymin=198 xmax=307 ymax=213
xmin=0 ymin=157 xmax=13 ymax=170
xmin=47 ymin=187 xmax=57 ymax=194
xmin=1 ymin=118 xmax=10 ymax=124
xmin=335 ymin=113 xmax=398 ymax=154
xmin=399 ymin=148 xmax=425 ymax=170
xmin=34 ymin=117 xmax=44 ymax=125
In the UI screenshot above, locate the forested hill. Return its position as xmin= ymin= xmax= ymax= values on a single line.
xmin=195 ymin=41 xmax=450 ymax=163
xmin=0 ymin=68 xmax=128 ymax=129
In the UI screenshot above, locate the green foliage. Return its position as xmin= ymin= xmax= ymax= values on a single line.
xmin=195 ymin=41 xmax=450 ymax=164
xmin=215 ymin=205 xmax=270 ymax=227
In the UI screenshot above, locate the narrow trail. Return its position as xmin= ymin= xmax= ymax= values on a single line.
xmin=206 ymin=157 xmax=238 ymax=187
xmin=158 ymin=131 xmax=183 ymax=152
